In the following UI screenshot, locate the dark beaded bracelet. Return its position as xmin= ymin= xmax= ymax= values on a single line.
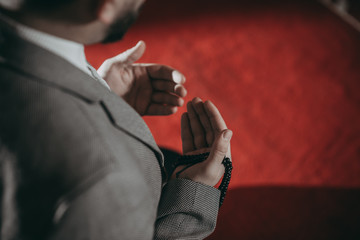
xmin=173 ymin=152 xmax=233 ymax=207
xmin=172 ymin=152 xmax=210 ymax=178
xmin=218 ymin=157 xmax=232 ymax=207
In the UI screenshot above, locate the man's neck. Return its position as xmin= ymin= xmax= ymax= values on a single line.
xmin=4 ymin=10 xmax=106 ymax=45
xmin=15 ymin=17 xmax=93 ymax=44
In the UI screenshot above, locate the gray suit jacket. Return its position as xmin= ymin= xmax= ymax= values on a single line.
xmin=0 ymin=20 xmax=220 ymax=240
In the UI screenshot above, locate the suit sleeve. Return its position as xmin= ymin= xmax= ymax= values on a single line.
xmin=154 ymin=178 xmax=221 ymax=240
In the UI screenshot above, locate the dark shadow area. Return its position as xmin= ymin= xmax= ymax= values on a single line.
xmin=136 ymin=0 xmax=328 ymax=26
xmin=348 ymin=0 xmax=360 ymax=20
xmin=208 ymin=187 xmax=360 ymax=240
xmin=159 ymin=147 xmax=181 ymax=176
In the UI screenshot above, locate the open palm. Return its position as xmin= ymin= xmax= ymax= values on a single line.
xmin=173 ymin=98 xmax=233 ymax=187
xmin=98 ymin=41 xmax=187 ymax=116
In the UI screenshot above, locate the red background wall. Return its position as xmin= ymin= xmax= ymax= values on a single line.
xmin=86 ymin=0 xmax=360 ymax=239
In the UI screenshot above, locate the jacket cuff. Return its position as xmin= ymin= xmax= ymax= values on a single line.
xmin=158 ymin=178 xmax=221 ymax=219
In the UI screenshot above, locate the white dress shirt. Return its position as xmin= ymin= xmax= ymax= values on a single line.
xmin=1 ymin=15 xmax=110 ymax=89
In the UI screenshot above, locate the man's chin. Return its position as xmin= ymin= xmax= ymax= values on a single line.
xmin=101 ymin=11 xmax=139 ymax=44
xmin=101 ymin=31 xmax=126 ymax=44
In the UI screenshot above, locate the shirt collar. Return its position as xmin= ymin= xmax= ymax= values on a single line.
xmin=1 ymin=15 xmax=91 ymax=76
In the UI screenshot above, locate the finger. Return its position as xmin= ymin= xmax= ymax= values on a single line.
xmin=206 ymin=130 xmax=233 ymax=169
xmin=147 ymin=104 xmax=178 ymax=116
xmin=181 ymin=113 xmax=195 ymax=153
xmin=192 ymin=98 xmax=214 ymax=146
xmin=204 ymin=100 xmax=227 ymax=133
xmin=152 ymin=80 xmax=176 ymax=92
xmin=174 ymin=84 xmax=187 ymax=98
xmin=152 ymin=92 xmax=184 ymax=107
xmin=113 ymin=41 xmax=146 ymax=64
xmin=146 ymin=65 xmax=186 ymax=84
xmin=187 ymin=100 xmax=207 ymax=149
xmin=152 ymin=80 xmax=187 ymax=97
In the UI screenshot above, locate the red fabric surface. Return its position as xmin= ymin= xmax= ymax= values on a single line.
xmin=86 ymin=0 xmax=360 ymax=238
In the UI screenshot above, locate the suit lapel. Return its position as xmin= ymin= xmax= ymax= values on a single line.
xmin=0 ymin=21 xmax=164 ymax=166
xmin=101 ymin=93 xmax=164 ymax=165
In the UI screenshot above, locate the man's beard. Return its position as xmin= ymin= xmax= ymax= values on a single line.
xmin=101 ymin=10 xmax=139 ymax=44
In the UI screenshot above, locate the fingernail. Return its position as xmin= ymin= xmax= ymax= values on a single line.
xmin=172 ymin=71 xmax=184 ymax=84
xmin=182 ymin=88 xmax=188 ymax=97
xmin=193 ymin=97 xmax=202 ymax=103
xmin=171 ymin=107 xmax=178 ymax=113
xmin=223 ymin=130 xmax=233 ymax=141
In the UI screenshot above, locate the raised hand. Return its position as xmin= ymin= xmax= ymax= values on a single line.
xmin=98 ymin=41 xmax=187 ymax=116
xmin=173 ymin=97 xmax=233 ymax=187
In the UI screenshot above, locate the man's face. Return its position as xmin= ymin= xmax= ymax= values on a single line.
xmin=101 ymin=0 xmax=145 ymax=43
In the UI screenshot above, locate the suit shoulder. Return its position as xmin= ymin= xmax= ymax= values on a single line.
xmin=0 ymin=65 xmax=128 ymax=192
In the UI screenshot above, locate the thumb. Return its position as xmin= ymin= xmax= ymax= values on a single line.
xmin=114 ymin=40 xmax=146 ymax=64
xmin=207 ymin=130 xmax=232 ymax=166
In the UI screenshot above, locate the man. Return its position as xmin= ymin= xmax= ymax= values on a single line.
xmin=0 ymin=0 xmax=233 ymax=239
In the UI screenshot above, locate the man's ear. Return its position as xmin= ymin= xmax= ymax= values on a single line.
xmin=97 ymin=0 xmax=117 ymax=24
